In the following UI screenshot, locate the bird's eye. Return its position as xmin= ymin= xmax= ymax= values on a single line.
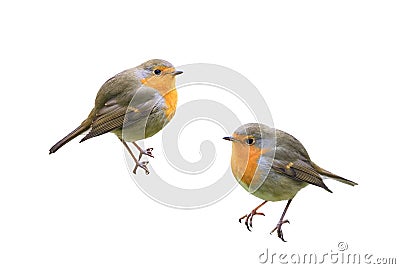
xmin=245 ymin=138 xmax=255 ymax=145
xmin=153 ymin=69 xmax=162 ymax=75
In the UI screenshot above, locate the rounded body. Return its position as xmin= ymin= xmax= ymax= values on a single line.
xmin=232 ymin=148 xmax=308 ymax=202
xmin=49 ymin=59 xmax=181 ymax=154
xmin=229 ymin=124 xmax=314 ymax=201
xmin=114 ymin=87 xmax=177 ymax=142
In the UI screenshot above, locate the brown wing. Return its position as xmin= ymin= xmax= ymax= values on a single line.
xmin=272 ymin=159 xmax=332 ymax=192
xmin=80 ymin=86 xmax=162 ymax=142
xmin=80 ymin=104 xmax=127 ymax=142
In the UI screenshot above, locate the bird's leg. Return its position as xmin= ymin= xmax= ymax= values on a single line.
xmin=239 ymin=201 xmax=268 ymax=231
xmin=119 ymin=139 xmax=150 ymax=175
xmin=132 ymin=141 xmax=154 ymax=161
xmin=270 ymin=199 xmax=292 ymax=242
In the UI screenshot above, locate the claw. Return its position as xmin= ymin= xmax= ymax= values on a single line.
xmin=143 ymin=148 xmax=154 ymax=158
xmin=133 ymin=161 xmax=150 ymax=175
xmin=120 ymin=139 xmax=152 ymax=175
xmin=250 ymin=212 xmax=265 ymax=228
xmin=133 ymin=142 xmax=155 ymax=161
xmin=138 ymin=148 xmax=154 ymax=160
xmin=270 ymin=219 xmax=290 ymax=242
xmin=238 ymin=203 xmax=267 ymax=232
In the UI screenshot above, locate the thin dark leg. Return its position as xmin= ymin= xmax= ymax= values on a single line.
xmin=239 ymin=201 xmax=268 ymax=231
xmin=270 ymin=199 xmax=292 ymax=242
xmin=119 ymin=138 xmax=149 ymax=175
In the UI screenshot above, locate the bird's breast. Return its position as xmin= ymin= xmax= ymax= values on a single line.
xmin=231 ymin=145 xmax=269 ymax=187
xmin=162 ymin=88 xmax=178 ymax=120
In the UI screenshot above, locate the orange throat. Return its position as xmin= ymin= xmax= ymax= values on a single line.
xmin=231 ymin=144 xmax=267 ymax=187
xmin=140 ymin=74 xmax=178 ymax=121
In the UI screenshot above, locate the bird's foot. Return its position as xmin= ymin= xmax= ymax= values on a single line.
xmin=138 ymin=147 xmax=154 ymax=161
xmin=133 ymin=161 xmax=150 ymax=175
xmin=270 ymin=219 xmax=290 ymax=242
xmin=132 ymin=142 xmax=154 ymax=161
xmin=239 ymin=209 xmax=265 ymax=232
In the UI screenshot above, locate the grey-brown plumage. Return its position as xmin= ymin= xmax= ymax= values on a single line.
xmin=271 ymin=129 xmax=357 ymax=193
xmin=49 ymin=59 xmax=178 ymax=154
xmin=224 ymin=123 xmax=357 ymax=241
xmin=49 ymin=59 xmax=183 ymax=174
xmin=228 ymin=123 xmax=356 ymax=199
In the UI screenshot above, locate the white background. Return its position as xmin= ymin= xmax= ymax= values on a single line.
xmin=1 ymin=0 xmax=399 ymax=268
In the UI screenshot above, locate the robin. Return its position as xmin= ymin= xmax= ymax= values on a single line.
xmin=223 ymin=123 xmax=357 ymax=241
xmin=49 ymin=59 xmax=183 ymax=174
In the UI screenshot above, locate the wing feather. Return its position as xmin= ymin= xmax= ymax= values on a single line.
xmin=272 ymin=159 xmax=332 ymax=192
xmin=80 ymin=87 xmax=163 ymax=142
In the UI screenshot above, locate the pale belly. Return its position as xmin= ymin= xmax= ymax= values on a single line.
xmin=113 ymin=109 xmax=170 ymax=142
xmin=236 ymin=171 xmax=308 ymax=202
xmin=251 ymin=173 xmax=308 ymax=201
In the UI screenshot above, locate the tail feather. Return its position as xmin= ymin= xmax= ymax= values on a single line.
xmin=49 ymin=124 xmax=90 ymax=154
xmin=311 ymin=161 xmax=358 ymax=186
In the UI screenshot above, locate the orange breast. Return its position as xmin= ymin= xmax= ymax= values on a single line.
xmin=163 ymin=88 xmax=178 ymax=120
xmin=231 ymin=144 xmax=268 ymax=187
xmin=141 ymin=74 xmax=178 ymax=121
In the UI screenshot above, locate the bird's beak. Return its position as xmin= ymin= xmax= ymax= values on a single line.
xmin=172 ymin=70 xmax=183 ymax=76
xmin=223 ymin=136 xmax=234 ymax=141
